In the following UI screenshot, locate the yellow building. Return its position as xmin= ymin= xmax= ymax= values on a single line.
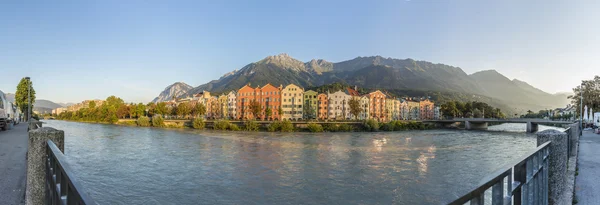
xmin=385 ymin=98 xmax=394 ymax=121
xmin=281 ymin=84 xmax=304 ymax=120
xmin=406 ymin=100 xmax=420 ymax=120
xmin=218 ymin=94 xmax=228 ymax=119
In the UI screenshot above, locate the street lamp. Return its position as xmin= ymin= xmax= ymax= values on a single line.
xmin=25 ymin=77 xmax=31 ymax=122
xmin=580 ymin=83 xmax=584 ymax=131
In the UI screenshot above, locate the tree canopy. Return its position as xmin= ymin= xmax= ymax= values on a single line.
xmin=15 ymin=77 xmax=36 ymax=120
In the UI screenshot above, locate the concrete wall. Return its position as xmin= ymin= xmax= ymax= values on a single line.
xmin=26 ymin=127 xmax=65 ymax=205
xmin=536 ymin=129 xmax=568 ymax=205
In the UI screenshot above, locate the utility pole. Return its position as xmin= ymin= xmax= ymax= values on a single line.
xmin=580 ymin=83 xmax=584 ymax=131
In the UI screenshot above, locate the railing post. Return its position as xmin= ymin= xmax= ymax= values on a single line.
xmin=569 ymin=123 xmax=579 ymax=157
xmin=536 ymin=129 xmax=567 ymax=205
xmin=26 ymin=127 xmax=65 ymax=205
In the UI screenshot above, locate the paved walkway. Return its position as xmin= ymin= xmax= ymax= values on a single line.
xmin=576 ymin=130 xmax=600 ymax=205
xmin=0 ymin=123 xmax=28 ymax=205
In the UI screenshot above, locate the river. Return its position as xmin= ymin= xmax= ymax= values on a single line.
xmin=41 ymin=120 xmax=564 ymax=205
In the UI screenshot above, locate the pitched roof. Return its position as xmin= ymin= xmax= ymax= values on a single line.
xmin=345 ymin=87 xmax=360 ymax=96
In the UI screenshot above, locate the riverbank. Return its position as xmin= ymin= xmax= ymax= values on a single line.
xmin=65 ymin=118 xmax=437 ymax=132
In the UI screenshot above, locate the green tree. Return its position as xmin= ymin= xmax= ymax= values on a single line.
xmin=156 ymin=102 xmax=168 ymax=116
xmin=15 ymin=77 xmax=36 ymax=120
xmin=117 ymin=104 xmax=130 ymax=119
xmin=473 ymin=108 xmax=483 ymax=118
xmin=89 ymin=101 xmax=96 ymax=109
xmin=194 ymin=103 xmax=207 ymax=118
xmin=136 ymin=103 xmax=146 ymax=118
xmin=278 ymin=107 xmax=283 ymax=120
xmin=348 ymin=98 xmax=361 ymax=120
xmin=128 ymin=103 xmax=136 ymax=118
xmin=249 ymin=100 xmax=262 ymax=120
xmin=146 ymin=102 xmax=156 ymax=116
xmin=569 ymin=75 xmax=600 ymax=117
xmin=265 ymin=106 xmax=272 ymax=120
xmin=177 ymin=102 xmax=191 ymax=118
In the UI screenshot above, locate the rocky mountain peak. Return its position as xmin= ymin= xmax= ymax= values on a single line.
xmin=152 ymin=82 xmax=193 ymax=103
xmin=305 ymin=59 xmax=333 ymax=74
xmin=258 ymin=53 xmax=306 ymax=71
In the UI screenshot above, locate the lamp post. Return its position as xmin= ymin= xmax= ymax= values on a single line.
xmin=25 ymin=77 xmax=31 ymax=122
xmin=580 ymin=83 xmax=584 ymax=131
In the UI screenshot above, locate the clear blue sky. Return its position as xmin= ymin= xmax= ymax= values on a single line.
xmin=1 ymin=0 xmax=598 ymax=103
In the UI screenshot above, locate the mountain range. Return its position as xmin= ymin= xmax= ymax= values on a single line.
xmin=152 ymin=82 xmax=193 ymax=103
xmin=5 ymin=93 xmax=64 ymax=113
xmin=153 ymin=54 xmax=570 ymax=113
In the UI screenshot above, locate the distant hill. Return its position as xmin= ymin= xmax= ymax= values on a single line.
xmin=153 ymin=54 xmax=570 ymax=112
xmin=152 ymin=82 xmax=193 ymax=103
xmin=4 ymin=92 xmax=64 ymax=115
xmin=4 ymin=93 xmax=63 ymax=110
xmin=57 ymin=103 xmax=75 ymax=107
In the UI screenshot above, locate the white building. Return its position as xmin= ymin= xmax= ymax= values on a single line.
xmin=434 ymin=106 xmax=441 ymax=120
xmin=327 ymin=90 xmax=351 ymax=120
xmin=227 ymin=91 xmax=237 ymax=119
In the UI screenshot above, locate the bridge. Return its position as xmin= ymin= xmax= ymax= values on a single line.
xmin=424 ymin=118 xmax=575 ymax=133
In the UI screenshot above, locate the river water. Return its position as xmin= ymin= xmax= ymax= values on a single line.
xmin=41 ymin=120 xmax=564 ymax=205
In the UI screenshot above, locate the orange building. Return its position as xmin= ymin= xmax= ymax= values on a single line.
xmin=236 ymin=84 xmax=282 ymax=120
xmin=419 ymin=99 xmax=435 ymax=120
xmin=260 ymin=84 xmax=282 ymax=120
xmin=236 ymin=85 xmax=258 ymax=120
xmin=368 ymin=90 xmax=387 ymax=121
xmin=317 ymin=93 xmax=329 ymax=120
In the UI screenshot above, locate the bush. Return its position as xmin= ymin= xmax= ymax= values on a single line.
xmin=137 ymin=116 xmax=150 ymax=127
xmin=166 ymin=123 xmax=184 ymax=128
xmin=192 ymin=118 xmax=205 ymax=129
xmin=381 ymin=122 xmax=395 ymax=131
xmin=307 ymin=123 xmax=324 ymax=132
xmin=118 ymin=120 xmax=137 ymax=126
xmin=244 ymin=120 xmax=260 ymax=131
xmin=229 ymin=123 xmax=241 ymax=131
xmin=213 ymin=120 xmax=230 ymax=130
xmin=338 ymin=123 xmax=353 ymax=132
xmin=267 ymin=121 xmax=282 ymax=132
xmin=363 ymin=119 xmax=379 ymax=132
xmin=151 ymin=115 xmax=165 ymax=127
xmin=281 ymin=120 xmax=295 ymax=132
xmin=393 ymin=121 xmax=408 ymax=131
xmin=323 ymin=123 xmax=338 ymax=132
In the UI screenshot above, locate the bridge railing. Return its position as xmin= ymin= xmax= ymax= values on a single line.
xmin=46 ymin=140 xmax=96 ymax=205
xmin=449 ymin=141 xmax=550 ymax=205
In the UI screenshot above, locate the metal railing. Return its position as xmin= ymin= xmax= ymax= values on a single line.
xmin=449 ymin=141 xmax=550 ymax=205
xmin=46 ymin=140 xmax=96 ymax=205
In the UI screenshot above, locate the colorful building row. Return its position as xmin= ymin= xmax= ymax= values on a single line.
xmin=172 ymin=84 xmax=440 ymax=121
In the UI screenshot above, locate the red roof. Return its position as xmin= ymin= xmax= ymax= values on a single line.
xmin=346 ymin=87 xmax=360 ymax=96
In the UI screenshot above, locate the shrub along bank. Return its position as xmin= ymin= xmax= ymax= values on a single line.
xmin=116 ymin=117 xmax=435 ymax=132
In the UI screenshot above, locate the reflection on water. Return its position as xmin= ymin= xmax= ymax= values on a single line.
xmin=41 ymin=121 xmax=560 ymax=205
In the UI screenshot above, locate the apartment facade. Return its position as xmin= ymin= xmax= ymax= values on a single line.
xmin=260 ymin=84 xmax=282 ymax=120
xmin=327 ymin=90 xmax=351 ymax=120
xmin=227 ymin=91 xmax=237 ymax=119
xmin=359 ymin=96 xmax=370 ymax=120
xmin=419 ymin=99 xmax=435 ymax=120
xmin=303 ymin=90 xmax=318 ymax=120
xmin=317 ymin=93 xmax=329 ymax=120
xmin=368 ymin=90 xmax=387 ymax=121
xmin=391 ymin=98 xmax=401 ymax=120
xmin=400 ymin=100 xmax=409 ymax=120
xmin=236 ymin=85 xmax=258 ymax=120
xmin=281 ymin=84 xmax=304 ymax=120
xmin=217 ymin=94 xmax=228 ymax=119
xmin=407 ymin=100 xmax=420 ymax=120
